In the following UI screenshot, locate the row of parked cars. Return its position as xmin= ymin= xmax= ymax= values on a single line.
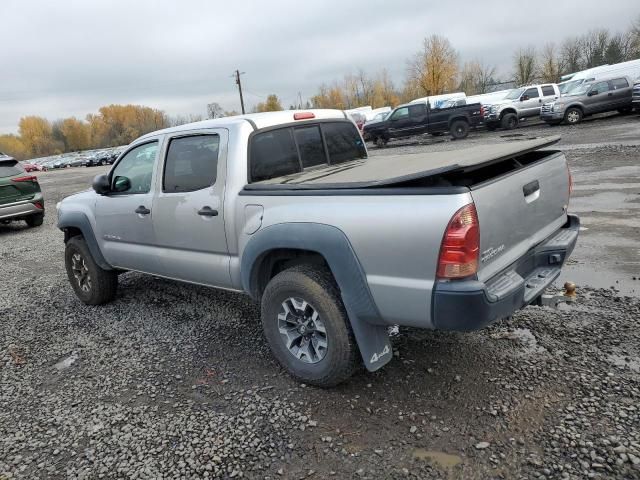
xmin=360 ymin=59 xmax=640 ymax=146
xmin=21 ymin=147 xmax=125 ymax=172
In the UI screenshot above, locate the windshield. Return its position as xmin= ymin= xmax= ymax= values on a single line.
xmin=559 ymin=79 xmax=584 ymax=94
xmin=564 ymin=82 xmax=592 ymax=96
xmin=504 ymin=88 xmax=525 ymax=100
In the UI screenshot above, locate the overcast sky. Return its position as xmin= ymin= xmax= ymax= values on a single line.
xmin=1 ymin=0 xmax=638 ymax=133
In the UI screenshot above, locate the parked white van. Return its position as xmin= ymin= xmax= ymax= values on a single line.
xmin=559 ymin=59 xmax=640 ymax=94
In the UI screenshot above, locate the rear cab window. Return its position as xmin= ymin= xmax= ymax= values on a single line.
xmin=541 ymin=85 xmax=556 ymax=96
xmin=0 ymin=160 xmax=24 ymax=178
xmin=610 ymin=78 xmax=629 ymax=90
xmin=249 ymin=120 xmax=366 ymax=183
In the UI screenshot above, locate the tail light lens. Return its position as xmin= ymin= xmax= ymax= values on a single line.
xmin=480 ymin=105 xmax=485 ymax=118
xmin=436 ymin=203 xmax=480 ymax=280
xmin=33 ymin=201 xmax=43 ymax=210
xmin=567 ymin=163 xmax=573 ymax=197
xmin=11 ymin=176 xmax=38 ymax=183
xmin=293 ymin=112 xmax=315 ymax=120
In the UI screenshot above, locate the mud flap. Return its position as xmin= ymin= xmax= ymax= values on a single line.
xmin=343 ymin=304 xmax=392 ymax=372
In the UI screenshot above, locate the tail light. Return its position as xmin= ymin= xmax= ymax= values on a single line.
xmin=33 ymin=201 xmax=43 ymax=210
xmin=480 ymin=105 xmax=485 ymax=118
xmin=11 ymin=176 xmax=38 ymax=183
xmin=567 ymin=163 xmax=573 ymax=197
xmin=436 ymin=203 xmax=480 ymax=280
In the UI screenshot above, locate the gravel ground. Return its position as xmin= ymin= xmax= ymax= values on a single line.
xmin=1 ymin=113 xmax=640 ymax=479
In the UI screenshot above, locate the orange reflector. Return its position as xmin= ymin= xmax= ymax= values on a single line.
xmin=293 ymin=112 xmax=315 ymax=120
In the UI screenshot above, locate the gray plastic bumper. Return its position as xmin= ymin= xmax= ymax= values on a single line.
xmin=432 ymin=215 xmax=580 ymax=331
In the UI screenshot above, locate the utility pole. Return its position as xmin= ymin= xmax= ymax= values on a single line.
xmin=233 ymin=69 xmax=246 ymax=114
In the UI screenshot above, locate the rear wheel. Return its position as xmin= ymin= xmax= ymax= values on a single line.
xmin=618 ymin=107 xmax=633 ymax=115
xmin=374 ymin=136 xmax=388 ymax=148
xmin=500 ymin=113 xmax=518 ymax=130
xmin=65 ymin=236 xmax=118 ymax=305
xmin=261 ymin=265 xmax=359 ymax=387
xmin=25 ymin=213 xmax=43 ymax=228
xmin=449 ymin=120 xmax=469 ymax=140
xmin=564 ymin=107 xmax=582 ymax=125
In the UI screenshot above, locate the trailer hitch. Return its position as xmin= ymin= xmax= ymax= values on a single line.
xmin=538 ymin=281 xmax=577 ymax=308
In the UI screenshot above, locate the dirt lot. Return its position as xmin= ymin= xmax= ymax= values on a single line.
xmin=1 ymin=113 xmax=639 ymax=480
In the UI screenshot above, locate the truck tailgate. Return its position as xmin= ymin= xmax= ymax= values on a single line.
xmin=471 ymin=151 xmax=570 ymax=282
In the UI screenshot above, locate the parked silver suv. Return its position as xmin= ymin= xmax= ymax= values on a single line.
xmin=540 ymin=76 xmax=634 ymax=125
xmin=484 ymin=84 xmax=560 ymax=130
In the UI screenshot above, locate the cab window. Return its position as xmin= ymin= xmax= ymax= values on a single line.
xmin=111 ymin=141 xmax=158 ymax=194
xmin=522 ymin=88 xmax=539 ymax=99
xmin=163 ymin=135 xmax=219 ymax=193
xmin=591 ymin=81 xmax=609 ymax=94
xmin=390 ymin=107 xmax=409 ymax=120
xmin=610 ymin=78 xmax=629 ymax=90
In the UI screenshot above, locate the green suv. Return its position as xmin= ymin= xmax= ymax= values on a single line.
xmin=0 ymin=153 xmax=45 ymax=227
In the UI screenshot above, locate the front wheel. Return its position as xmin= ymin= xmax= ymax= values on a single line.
xmin=449 ymin=120 xmax=469 ymax=139
xmin=65 ymin=236 xmax=118 ymax=305
xmin=564 ymin=107 xmax=582 ymax=125
xmin=374 ymin=136 xmax=388 ymax=148
xmin=500 ymin=113 xmax=518 ymax=130
xmin=261 ymin=265 xmax=360 ymax=387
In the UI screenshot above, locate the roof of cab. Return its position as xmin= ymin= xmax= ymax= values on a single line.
xmin=137 ymin=109 xmax=348 ymax=141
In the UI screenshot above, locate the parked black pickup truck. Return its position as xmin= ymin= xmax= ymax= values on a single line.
xmin=362 ymin=100 xmax=483 ymax=146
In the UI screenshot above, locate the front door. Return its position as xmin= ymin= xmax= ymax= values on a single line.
xmin=519 ymin=87 xmax=542 ymax=117
xmin=608 ymin=78 xmax=631 ymax=109
xmin=95 ymin=139 xmax=162 ymax=273
xmin=387 ymin=106 xmax=413 ymax=137
xmin=151 ymin=130 xmax=232 ymax=288
xmin=585 ymin=81 xmax=610 ymax=114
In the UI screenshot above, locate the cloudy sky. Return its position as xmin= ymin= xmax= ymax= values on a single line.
xmin=1 ymin=0 xmax=638 ymax=133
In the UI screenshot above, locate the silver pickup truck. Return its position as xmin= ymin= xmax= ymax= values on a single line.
xmin=57 ymin=110 xmax=579 ymax=387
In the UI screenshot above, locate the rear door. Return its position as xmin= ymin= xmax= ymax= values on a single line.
xmin=0 ymin=160 xmax=38 ymax=206
xmin=608 ymin=78 xmax=632 ymax=109
xmin=540 ymin=85 xmax=558 ymax=105
xmin=470 ymin=151 xmax=570 ymax=282
xmin=426 ymin=102 xmax=450 ymax=132
xmin=151 ymin=129 xmax=232 ymax=288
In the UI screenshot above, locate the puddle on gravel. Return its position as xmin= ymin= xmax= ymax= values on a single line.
xmin=412 ymin=449 xmax=462 ymax=469
xmin=607 ymin=354 xmax=640 ymax=372
xmin=54 ymin=352 xmax=79 ymax=371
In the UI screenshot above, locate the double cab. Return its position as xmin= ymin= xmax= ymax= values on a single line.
xmin=57 ymin=110 xmax=578 ymax=387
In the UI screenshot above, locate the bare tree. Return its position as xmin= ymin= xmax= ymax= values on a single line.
xmin=560 ymin=36 xmax=583 ymax=75
xmin=513 ymin=47 xmax=537 ymax=85
xmin=580 ymin=29 xmax=610 ymax=68
xmin=458 ymin=60 xmax=497 ymax=94
xmin=206 ymin=102 xmax=224 ymax=119
xmin=540 ymin=43 xmax=563 ymax=83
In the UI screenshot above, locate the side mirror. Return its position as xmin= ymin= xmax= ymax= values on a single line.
xmin=521 ymin=95 xmax=529 ymax=101
xmin=113 ymin=176 xmax=131 ymax=193
xmin=92 ymin=174 xmax=111 ymax=194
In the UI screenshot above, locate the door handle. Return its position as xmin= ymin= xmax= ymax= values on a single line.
xmin=135 ymin=205 xmax=150 ymax=215
xmin=523 ymin=180 xmax=540 ymax=197
xmin=608 ymin=92 xmax=613 ymax=96
xmin=198 ymin=206 xmax=219 ymax=217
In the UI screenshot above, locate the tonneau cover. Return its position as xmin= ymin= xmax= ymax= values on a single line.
xmin=246 ymin=136 xmax=560 ymax=190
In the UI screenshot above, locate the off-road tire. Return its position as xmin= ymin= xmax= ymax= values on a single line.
xmin=500 ymin=112 xmax=518 ymax=130
xmin=65 ymin=236 xmax=117 ymax=305
xmin=564 ymin=107 xmax=582 ymax=125
xmin=374 ymin=136 xmax=388 ymax=148
xmin=261 ymin=265 xmax=360 ymax=387
xmin=25 ymin=213 xmax=44 ymax=228
xmin=449 ymin=120 xmax=469 ymax=140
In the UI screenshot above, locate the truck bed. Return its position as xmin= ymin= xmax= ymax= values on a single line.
xmin=245 ymin=136 xmax=561 ymax=190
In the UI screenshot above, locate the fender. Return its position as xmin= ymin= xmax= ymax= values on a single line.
xmin=241 ymin=222 xmax=392 ymax=372
xmin=58 ymin=211 xmax=113 ymax=271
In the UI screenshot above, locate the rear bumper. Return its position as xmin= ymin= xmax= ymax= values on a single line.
xmin=432 ymin=214 xmax=580 ymax=331
xmin=0 ymin=195 xmax=45 ymax=221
